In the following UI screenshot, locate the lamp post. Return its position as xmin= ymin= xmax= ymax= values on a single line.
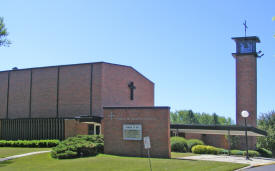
xmin=241 ymin=110 xmax=249 ymax=160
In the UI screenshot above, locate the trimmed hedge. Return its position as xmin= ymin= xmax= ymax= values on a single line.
xmin=186 ymin=139 xmax=204 ymax=152
xmin=230 ymin=150 xmax=260 ymax=157
xmin=170 ymin=136 xmax=188 ymax=152
xmin=51 ymin=135 xmax=104 ymax=159
xmin=243 ymin=150 xmax=260 ymax=157
xmin=230 ymin=150 xmax=244 ymax=156
xmin=0 ymin=140 xmax=59 ymax=147
xmin=257 ymin=148 xmax=272 ymax=158
xmin=219 ymin=148 xmax=229 ymax=155
xmin=191 ymin=145 xmax=223 ymax=155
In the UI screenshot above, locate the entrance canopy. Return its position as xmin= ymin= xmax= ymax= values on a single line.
xmin=75 ymin=115 xmax=102 ymax=124
xmin=170 ymin=124 xmax=267 ymax=137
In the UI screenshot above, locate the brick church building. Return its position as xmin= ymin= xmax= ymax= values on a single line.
xmin=0 ymin=62 xmax=154 ymax=140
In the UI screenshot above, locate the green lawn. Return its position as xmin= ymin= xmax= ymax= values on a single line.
xmin=171 ymin=152 xmax=198 ymax=158
xmin=0 ymin=147 xmax=51 ymax=158
xmin=0 ymin=152 xmax=248 ymax=171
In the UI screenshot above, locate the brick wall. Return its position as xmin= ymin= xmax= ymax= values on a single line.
xmin=236 ymin=55 xmax=257 ymax=149
xmin=236 ymin=55 xmax=257 ymax=127
xmin=91 ymin=63 xmax=103 ymax=116
xmin=185 ymin=133 xmax=202 ymax=140
xmin=185 ymin=133 xmax=229 ymax=149
xmin=103 ymin=107 xmax=170 ymax=158
xmin=8 ymin=70 xmax=31 ymax=118
xmin=101 ymin=63 xmax=154 ymax=114
xmin=64 ymin=119 xmax=89 ymax=138
xmin=0 ymin=62 xmax=154 ymax=119
xmin=31 ymin=67 xmax=58 ymax=118
xmin=202 ymin=134 xmax=229 ymax=149
xmin=59 ymin=64 xmax=91 ymax=117
xmin=0 ymin=72 xmax=8 ymax=118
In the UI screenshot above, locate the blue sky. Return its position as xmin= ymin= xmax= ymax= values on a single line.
xmin=1 ymin=0 xmax=274 ymax=122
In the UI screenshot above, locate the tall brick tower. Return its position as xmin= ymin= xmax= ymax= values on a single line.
xmin=232 ymin=36 xmax=261 ymax=149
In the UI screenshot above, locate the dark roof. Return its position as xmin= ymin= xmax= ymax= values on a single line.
xmin=75 ymin=115 xmax=102 ymax=123
xmin=170 ymin=124 xmax=267 ymax=137
xmin=231 ymin=36 xmax=260 ymax=43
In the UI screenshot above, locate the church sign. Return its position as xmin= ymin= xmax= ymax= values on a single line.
xmin=123 ymin=124 xmax=142 ymax=140
xmin=104 ymin=107 xmax=171 ymax=158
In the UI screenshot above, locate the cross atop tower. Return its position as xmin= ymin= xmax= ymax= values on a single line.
xmin=243 ymin=20 xmax=248 ymax=37
xmin=128 ymin=81 xmax=136 ymax=100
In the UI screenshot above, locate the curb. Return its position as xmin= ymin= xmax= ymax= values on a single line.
xmin=235 ymin=165 xmax=253 ymax=171
xmin=235 ymin=162 xmax=275 ymax=170
xmin=251 ymin=162 xmax=275 ymax=168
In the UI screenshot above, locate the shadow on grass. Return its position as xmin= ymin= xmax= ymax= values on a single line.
xmin=0 ymin=160 xmax=14 ymax=167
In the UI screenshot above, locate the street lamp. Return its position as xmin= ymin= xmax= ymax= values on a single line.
xmin=241 ymin=110 xmax=249 ymax=160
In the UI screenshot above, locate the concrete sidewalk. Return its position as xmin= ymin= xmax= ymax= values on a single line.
xmin=177 ymin=155 xmax=275 ymax=167
xmin=0 ymin=151 xmax=51 ymax=162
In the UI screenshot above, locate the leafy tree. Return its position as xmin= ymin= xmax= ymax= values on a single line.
xmin=273 ymin=17 xmax=275 ymax=38
xmin=0 ymin=17 xmax=11 ymax=47
xmin=257 ymin=111 xmax=275 ymax=157
xmin=198 ymin=113 xmax=213 ymax=125
xmin=212 ymin=113 xmax=219 ymax=125
xmin=170 ymin=110 xmax=233 ymax=126
xmin=187 ymin=110 xmax=199 ymax=124
xmin=170 ymin=112 xmax=178 ymax=123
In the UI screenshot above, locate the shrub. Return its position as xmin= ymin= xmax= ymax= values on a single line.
xmin=230 ymin=150 xmax=244 ymax=156
xmin=170 ymin=136 xmax=188 ymax=152
xmin=191 ymin=145 xmax=223 ymax=155
xmin=51 ymin=135 xmax=104 ymax=159
xmin=256 ymin=148 xmax=272 ymax=158
xmin=186 ymin=139 xmax=204 ymax=152
xmin=0 ymin=140 xmax=59 ymax=147
xmin=243 ymin=150 xmax=260 ymax=157
xmin=218 ymin=148 xmax=228 ymax=155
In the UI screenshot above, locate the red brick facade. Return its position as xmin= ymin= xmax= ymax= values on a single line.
xmin=64 ymin=119 xmax=89 ymax=138
xmin=0 ymin=62 xmax=154 ymax=119
xmin=236 ymin=55 xmax=257 ymax=127
xmin=58 ymin=64 xmax=91 ymax=117
xmin=236 ymin=54 xmax=257 ymax=149
xmin=31 ymin=67 xmax=58 ymax=118
xmin=8 ymin=70 xmax=31 ymax=118
xmin=185 ymin=133 xmax=229 ymax=149
xmin=0 ymin=72 xmax=8 ymax=118
xmin=103 ymin=107 xmax=171 ymax=158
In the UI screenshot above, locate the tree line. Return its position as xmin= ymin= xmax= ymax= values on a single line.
xmin=170 ymin=110 xmax=233 ymax=125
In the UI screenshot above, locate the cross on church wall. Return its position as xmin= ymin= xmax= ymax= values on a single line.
xmin=128 ymin=81 xmax=136 ymax=100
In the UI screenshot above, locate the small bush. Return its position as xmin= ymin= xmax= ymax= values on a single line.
xmin=218 ymin=148 xmax=228 ymax=155
xmin=243 ymin=150 xmax=260 ymax=157
xmin=191 ymin=145 xmax=223 ymax=155
xmin=186 ymin=139 xmax=204 ymax=152
xmin=51 ymin=135 xmax=104 ymax=159
xmin=0 ymin=140 xmax=59 ymax=147
xmin=257 ymin=148 xmax=272 ymax=158
xmin=170 ymin=136 xmax=188 ymax=152
xmin=230 ymin=150 xmax=244 ymax=156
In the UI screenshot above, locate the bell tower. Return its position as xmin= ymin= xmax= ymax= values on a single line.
xmin=232 ymin=35 xmax=261 ymax=149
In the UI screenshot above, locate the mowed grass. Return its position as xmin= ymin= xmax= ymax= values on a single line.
xmin=0 ymin=152 xmax=248 ymax=171
xmin=171 ymin=152 xmax=198 ymax=158
xmin=0 ymin=147 xmax=51 ymax=158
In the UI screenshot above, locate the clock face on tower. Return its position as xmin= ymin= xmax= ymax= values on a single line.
xmin=239 ymin=41 xmax=253 ymax=53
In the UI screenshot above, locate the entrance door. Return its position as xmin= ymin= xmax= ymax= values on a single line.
xmin=88 ymin=124 xmax=101 ymax=135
